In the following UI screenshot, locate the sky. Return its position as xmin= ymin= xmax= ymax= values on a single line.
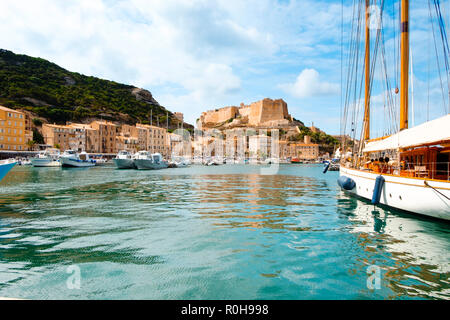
xmin=0 ymin=0 xmax=448 ymax=136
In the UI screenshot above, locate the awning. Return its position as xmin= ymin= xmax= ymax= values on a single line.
xmin=363 ymin=114 xmax=450 ymax=152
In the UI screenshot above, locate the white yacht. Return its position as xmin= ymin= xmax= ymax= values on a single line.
xmin=171 ymin=156 xmax=191 ymax=168
xmin=134 ymin=152 xmax=168 ymax=170
xmin=113 ymin=150 xmax=136 ymax=169
xmin=31 ymin=148 xmax=61 ymax=167
xmin=60 ymin=150 xmax=96 ymax=168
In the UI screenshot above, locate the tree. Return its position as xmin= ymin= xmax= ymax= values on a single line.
xmin=27 ymin=140 xmax=36 ymax=151
xmin=32 ymin=118 xmax=43 ymax=126
xmin=32 ymin=128 xmax=45 ymax=144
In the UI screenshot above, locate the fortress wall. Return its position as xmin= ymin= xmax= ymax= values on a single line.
xmin=202 ymin=106 xmax=238 ymax=125
xmin=238 ymin=105 xmax=252 ymax=119
xmin=259 ymin=99 xmax=289 ymax=124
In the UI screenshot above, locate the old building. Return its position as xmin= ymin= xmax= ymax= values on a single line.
xmin=136 ymin=124 xmax=169 ymax=157
xmin=0 ymin=106 xmax=32 ymax=151
xmin=90 ymin=121 xmax=119 ymax=154
xmin=69 ymin=123 xmax=100 ymax=153
xmin=279 ymin=136 xmax=319 ymax=160
xmin=42 ymin=124 xmax=77 ymax=151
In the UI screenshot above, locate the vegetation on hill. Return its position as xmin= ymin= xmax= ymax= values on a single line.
xmin=0 ymin=49 xmax=187 ymax=129
xmin=289 ymin=125 xmax=339 ymax=154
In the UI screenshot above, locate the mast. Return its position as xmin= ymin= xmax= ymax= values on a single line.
xmin=400 ymin=0 xmax=409 ymax=130
xmin=363 ymin=0 xmax=371 ymax=141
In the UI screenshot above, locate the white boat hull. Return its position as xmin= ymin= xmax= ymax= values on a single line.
xmin=113 ymin=158 xmax=136 ymax=169
xmin=31 ymin=158 xmax=61 ymax=167
xmin=60 ymin=157 xmax=96 ymax=168
xmin=339 ymin=167 xmax=450 ymax=220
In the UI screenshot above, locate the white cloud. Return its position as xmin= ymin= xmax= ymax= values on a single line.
xmin=279 ymin=69 xmax=339 ymax=98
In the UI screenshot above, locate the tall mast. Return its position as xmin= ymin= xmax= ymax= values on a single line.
xmin=363 ymin=0 xmax=371 ymax=141
xmin=400 ymin=0 xmax=409 ymax=130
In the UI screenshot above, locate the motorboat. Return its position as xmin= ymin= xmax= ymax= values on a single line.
xmin=170 ymin=156 xmax=191 ymax=168
xmin=31 ymin=148 xmax=61 ymax=167
xmin=113 ymin=150 xmax=136 ymax=169
xmin=17 ymin=158 xmax=32 ymax=166
xmin=93 ymin=156 xmax=109 ymax=166
xmin=134 ymin=152 xmax=168 ymax=170
xmin=60 ymin=150 xmax=96 ymax=167
xmin=0 ymin=159 xmax=16 ymax=181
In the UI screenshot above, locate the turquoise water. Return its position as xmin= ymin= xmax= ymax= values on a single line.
xmin=0 ymin=164 xmax=448 ymax=300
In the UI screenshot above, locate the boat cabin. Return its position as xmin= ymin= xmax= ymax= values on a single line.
xmin=400 ymin=144 xmax=450 ymax=180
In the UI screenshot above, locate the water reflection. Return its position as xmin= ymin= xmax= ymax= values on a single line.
xmin=336 ymin=192 xmax=450 ymax=299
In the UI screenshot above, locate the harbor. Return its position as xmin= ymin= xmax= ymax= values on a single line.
xmin=0 ymin=164 xmax=448 ymax=299
xmin=0 ymin=0 xmax=449 ymax=303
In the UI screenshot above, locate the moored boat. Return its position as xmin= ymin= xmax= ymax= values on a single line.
xmin=31 ymin=148 xmax=61 ymax=167
xmin=134 ymin=152 xmax=168 ymax=170
xmin=113 ymin=150 xmax=136 ymax=169
xmin=60 ymin=150 xmax=96 ymax=167
xmin=338 ymin=0 xmax=450 ymax=220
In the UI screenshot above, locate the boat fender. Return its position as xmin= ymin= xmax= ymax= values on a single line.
xmin=337 ymin=176 xmax=356 ymax=190
xmin=371 ymin=175 xmax=385 ymax=205
xmin=323 ymin=162 xmax=330 ymax=174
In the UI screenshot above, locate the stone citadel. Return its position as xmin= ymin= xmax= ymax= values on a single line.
xmin=198 ymin=98 xmax=297 ymax=129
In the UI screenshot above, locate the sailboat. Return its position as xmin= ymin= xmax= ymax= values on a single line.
xmin=338 ymin=0 xmax=450 ymax=220
xmin=0 ymin=159 xmax=16 ymax=182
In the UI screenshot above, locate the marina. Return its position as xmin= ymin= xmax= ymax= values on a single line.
xmin=0 ymin=0 xmax=449 ymax=304
xmin=0 ymin=164 xmax=448 ymax=299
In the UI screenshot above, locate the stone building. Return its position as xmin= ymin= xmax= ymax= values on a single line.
xmin=90 ymin=121 xmax=119 ymax=154
xmin=42 ymin=124 xmax=81 ymax=151
xmin=279 ymin=136 xmax=319 ymax=160
xmin=69 ymin=123 xmax=100 ymax=153
xmin=135 ymin=124 xmax=169 ymax=157
xmin=199 ymin=98 xmax=292 ymax=129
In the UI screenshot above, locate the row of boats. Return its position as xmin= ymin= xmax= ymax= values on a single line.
xmin=25 ymin=148 xmax=188 ymax=170
xmin=114 ymin=150 xmax=190 ymax=169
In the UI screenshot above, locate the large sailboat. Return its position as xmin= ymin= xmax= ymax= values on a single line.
xmin=339 ymin=0 xmax=450 ymax=220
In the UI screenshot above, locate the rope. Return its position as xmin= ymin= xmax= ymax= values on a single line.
xmin=424 ymin=180 xmax=450 ymax=201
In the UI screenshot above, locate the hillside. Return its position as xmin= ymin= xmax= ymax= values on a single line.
xmin=0 ymin=49 xmax=189 ymax=129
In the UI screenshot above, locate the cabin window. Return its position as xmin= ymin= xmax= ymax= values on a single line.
xmin=436 ymin=153 xmax=449 ymax=178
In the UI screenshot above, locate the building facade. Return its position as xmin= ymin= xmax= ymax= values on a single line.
xmin=0 ymin=106 xmax=32 ymax=151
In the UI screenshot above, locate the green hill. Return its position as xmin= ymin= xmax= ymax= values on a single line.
xmin=0 ymin=49 xmax=187 ymax=129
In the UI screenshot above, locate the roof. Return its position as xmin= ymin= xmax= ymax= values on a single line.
xmin=0 ymin=105 xmax=23 ymax=114
xmin=363 ymin=114 xmax=450 ymax=152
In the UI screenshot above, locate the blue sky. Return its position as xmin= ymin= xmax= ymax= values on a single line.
xmin=0 ymin=0 xmax=448 ymax=135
